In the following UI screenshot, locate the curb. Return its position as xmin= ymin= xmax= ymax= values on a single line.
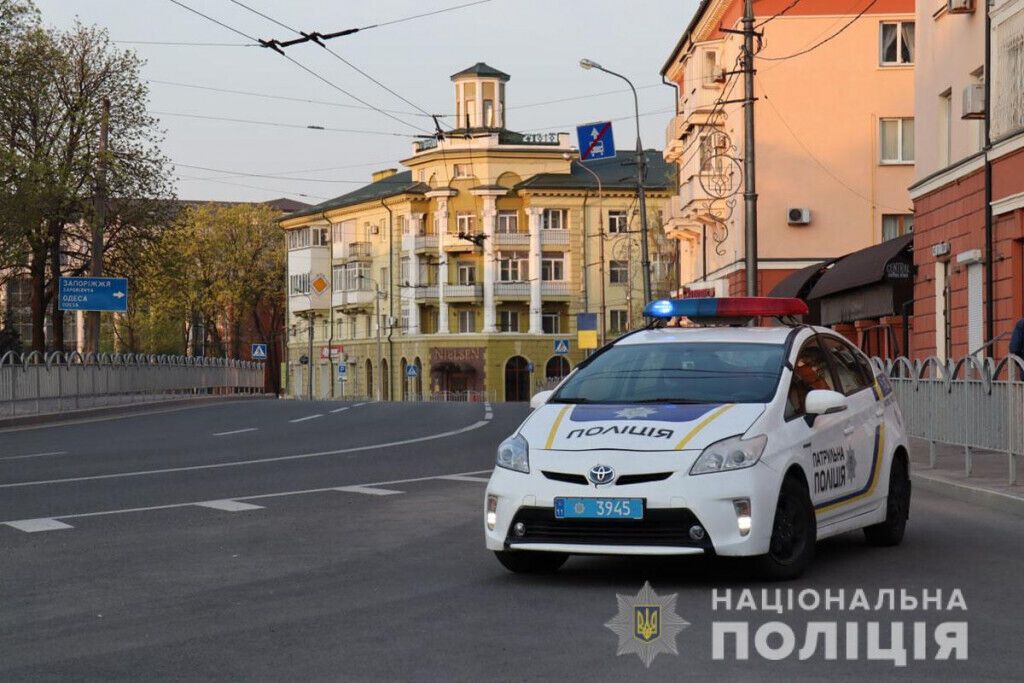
xmin=911 ymin=471 xmax=1024 ymax=517
xmin=0 ymin=394 xmax=276 ymax=430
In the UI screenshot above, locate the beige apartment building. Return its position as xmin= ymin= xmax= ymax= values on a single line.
xmin=280 ymin=64 xmax=671 ymax=402
xmin=661 ymin=0 xmax=916 ymax=299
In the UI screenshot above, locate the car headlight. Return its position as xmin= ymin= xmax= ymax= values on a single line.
xmin=496 ymin=433 xmax=530 ymax=473
xmin=690 ymin=434 xmax=767 ymax=475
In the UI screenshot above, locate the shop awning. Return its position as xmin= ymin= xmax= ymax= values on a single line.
xmin=807 ymin=234 xmax=913 ymax=300
xmin=768 ymin=259 xmax=837 ymax=299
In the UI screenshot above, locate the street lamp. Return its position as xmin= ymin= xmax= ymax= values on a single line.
xmin=579 ymin=57 xmax=652 ymax=305
xmin=562 ymin=151 xmax=607 ymax=347
xmin=357 ymin=275 xmax=386 ymax=402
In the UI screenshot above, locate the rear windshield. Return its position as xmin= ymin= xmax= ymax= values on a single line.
xmin=552 ymin=342 xmax=786 ymax=404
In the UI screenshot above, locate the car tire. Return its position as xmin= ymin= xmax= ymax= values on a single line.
xmin=864 ymin=452 xmax=911 ymax=547
xmin=754 ymin=475 xmax=816 ymax=581
xmin=494 ymin=550 xmax=568 ymax=574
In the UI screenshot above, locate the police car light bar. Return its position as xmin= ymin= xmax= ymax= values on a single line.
xmin=643 ymin=297 xmax=809 ymax=319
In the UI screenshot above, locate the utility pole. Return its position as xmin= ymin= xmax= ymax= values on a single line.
xmin=374 ymin=281 xmax=383 ymax=402
xmin=306 ymin=313 xmax=314 ymax=401
xmin=86 ymin=97 xmax=109 ymax=353
xmin=742 ymin=0 xmax=759 ymax=297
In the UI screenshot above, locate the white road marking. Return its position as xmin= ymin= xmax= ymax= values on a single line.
xmin=4 ymin=518 xmax=74 ymax=533
xmin=334 ymin=485 xmax=403 ymax=496
xmin=0 ymin=469 xmax=492 ymax=526
xmin=484 ymin=412 xmax=493 ymax=420
xmin=194 ymin=500 xmax=264 ymax=512
xmin=353 ymin=402 xmax=367 ymax=407
xmin=290 ymin=414 xmax=323 ymax=423
xmin=0 ymin=398 xmax=268 ymax=434
xmin=0 ymin=420 xmax=492 ymax=489
xmin=212 ymin=428 xmax=258 ymax=437
xmin=0 ymin=450 xmax=69 ymax=462
xmin=329 ymin=407 xmax=350 ymax=414
xmin=437 ymin=474 xmax=491 ymax=483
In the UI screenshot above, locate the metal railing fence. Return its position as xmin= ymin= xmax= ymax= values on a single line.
xmin=871 ymin=354 xmax=1024 ymax=485
xmin=0 ymin=351 xmax=265 ymax=418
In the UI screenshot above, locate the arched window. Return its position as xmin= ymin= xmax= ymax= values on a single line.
xmin=365 ymin=358 xmax=373 ymax=400
xmin=504 ymin=356 xmax=531 ymax=402
xmin=545 ymin=356 xmax=570 ymax=384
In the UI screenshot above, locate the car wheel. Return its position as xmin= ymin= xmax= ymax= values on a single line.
xmin=864 ymin=452 xmax=911 ymax=547
xmin=494 ymin=550 xmax=568 ymax=574
xmin=754 ymin=475 xmax=816 ymax=581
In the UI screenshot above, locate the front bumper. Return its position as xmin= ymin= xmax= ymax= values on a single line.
xmin=484 ymin=458 xmax=780 ymax=557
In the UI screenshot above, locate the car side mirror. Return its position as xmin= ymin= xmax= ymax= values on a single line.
xmin=805 ymin=389 xmax=848 ymax=422
xmin=530 ymin=390 xmax=553 ymax=410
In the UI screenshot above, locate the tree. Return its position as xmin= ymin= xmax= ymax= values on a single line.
xmin=0 ymin=2 xmax=174 ymax=353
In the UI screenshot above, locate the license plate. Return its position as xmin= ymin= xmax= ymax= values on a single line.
xmin=554 ymin=497 xmax=644 ymax=520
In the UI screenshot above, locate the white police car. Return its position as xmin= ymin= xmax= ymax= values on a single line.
xmin=484 ymin=297 xmax=911 ymax=580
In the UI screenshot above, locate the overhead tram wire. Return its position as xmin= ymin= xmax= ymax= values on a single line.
xmin=175 ymin=173 xmax=329 ymax=200
xmin=165 ymin=0 xmax=430 ymax=134
xmin=754 ymin=0 xmax=803 ymax=28
xmin=172 ymin=158 xmax=407 ymax=182
xmin=173 ymin=162 xmax=419 ymax=185
xmin=148 ymin=110 xmax=417 ymax=137
xmin=756 ymin=0 xmax=878 ymax=61
xmin=115 ymin=40 xmax=258 ymax=46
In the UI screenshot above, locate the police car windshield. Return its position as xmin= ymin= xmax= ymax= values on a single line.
xmin=552 ymin=342 xmax=786 ymax=404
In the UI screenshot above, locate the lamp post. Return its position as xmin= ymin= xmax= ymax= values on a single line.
xmin=358 ymin=275 xmax=385 ymax=402
xmin=579 ymin=58 xmax=652 ymax=306
xmin=563 ymin=151 xmax=607 ymax=347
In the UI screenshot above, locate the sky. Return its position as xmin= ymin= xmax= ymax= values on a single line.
xmin=34 ymin=0 xmax=697 ymax=204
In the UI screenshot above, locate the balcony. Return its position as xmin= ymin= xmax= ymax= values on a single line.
xmin=492 ymin=231 xmax=530 ymax=248
xmin=401 ymin=284 xmax=438 ymax=301
xmin=444 ymin=284 xmax=483 ymax=299
xmin=346 ymin=242 xmax=372 ymax=260
xmin=402 ymin=233 xmax=438 ymax=252
xmin=442 ymin=232 xmax=479 ymax=252
xmin=332 ymin=288 xmax=375 ymax=310
xmin=541 ymin=282 xmax=572 ymax=297
xmin=663 ymin=115 xmax=686 ymax=163
xmin=680 ymin=81 xmax=726 ymax=128
xmin=540 ymin=229 xmax=569 ymax=246
xmin=494 ymin=282 xmax=530 ymax=298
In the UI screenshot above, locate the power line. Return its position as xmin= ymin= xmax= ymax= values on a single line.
xmin=372 ymin=0 xmax=495 ymax=29
xmin=114 ymin=40 xmax=257 ymax=46
xmin=149 ymin=110 xmax=416 ymax=137
xmin=756 ymin=0 xmax=878 ymax=61
xmin=177 ymin=158 xmax=405 ymax=182
xmin=510 ymin=83 xmax=663 ymax=111
xmin=173 ymin=162 xmax=413 ymax=184
xmin=166 ymin=0 xmax=258 ymax=42
xmin=176 ymin=173 xmax=330 ymax=200
xmin=522 ymin=108 xmax=676 ymax=134
xmin=754 ymin=0 xmax=802 ymax=28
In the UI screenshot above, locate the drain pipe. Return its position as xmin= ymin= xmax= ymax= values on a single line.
xmin=983 ymin=0 xmax=994 ymax=354
xmin=381 ymin=197 xmax=395 ymax=401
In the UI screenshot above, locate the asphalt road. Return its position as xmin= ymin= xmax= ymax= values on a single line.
xmin=0 ymin=399 xmax=1021 ymax=681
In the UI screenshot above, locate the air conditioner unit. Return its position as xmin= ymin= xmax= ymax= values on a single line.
xmin=787 ymin=208 xmax=811 ymax=225
xmin=947 ymin=0 xmax=974 ymax=13
xmin=962 ymin=84 xmax=985 ymax=119
xmin=712 ymin=66 xmax=727 ymax=83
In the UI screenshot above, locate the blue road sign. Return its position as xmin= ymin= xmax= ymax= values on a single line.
xmin=553 ymin=338 xmax=570 ymax=355
xmin=405 ymin=364 xmax=419 ymax=378
xmin=251 ymin=343 xmax=268 ymax=360
xmin=527 ymin=361 xmax=535 ymax=373
xmin=58 ymin=277 xmax=128 ymax=312
xmin=576 ymin=121 xmax=615 ymax=162
xmin=337 ymin=363 xmax=348 ymax=378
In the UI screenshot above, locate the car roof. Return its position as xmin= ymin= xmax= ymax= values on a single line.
xmin=615 ymin=325 xmax=803 ymax=346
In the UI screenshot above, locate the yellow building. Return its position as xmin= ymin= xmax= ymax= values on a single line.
xmin=280 ymin=63 xmax=671 ymax=402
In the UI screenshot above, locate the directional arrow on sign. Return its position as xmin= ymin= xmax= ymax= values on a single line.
xmin=112 ymin=291 xmax=125 ymax=299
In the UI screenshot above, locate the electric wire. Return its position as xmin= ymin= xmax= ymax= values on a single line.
xmin=756 ymin=0 xmax=878 ymax=61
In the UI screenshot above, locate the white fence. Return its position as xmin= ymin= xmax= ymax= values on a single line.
xmin=872 ymin=355 xmax=1024 ymax=485
xmin=0 ymin=351 xmax=265 ymax=418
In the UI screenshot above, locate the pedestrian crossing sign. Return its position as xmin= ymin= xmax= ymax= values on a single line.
xmin=553 ymin=338 xmax=570 ymax=355
xmin=251 ymin=343 xmax=268 ymax=360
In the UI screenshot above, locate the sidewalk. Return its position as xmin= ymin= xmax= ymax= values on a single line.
xmin=908 ymin=437 xmax=1024 ymax=516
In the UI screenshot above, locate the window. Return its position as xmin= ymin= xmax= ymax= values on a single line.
xmin=542 ymin=313 xmax=561 ymax=334
xmin=496 ymin=210 xmax=519 ymax=233
xmin=541 ymin=208 xmax=567 ymax=230
xmin=287 ymin=228 xmax=310 ymax=250
xmin=289 ymin=273 xmax=310 ymax=295
xmin=822 ymin=337 xmax=874 ymax=396
xmin=551 ymin=342 xmax=786 ymax=404
xmin=397 ymin=215 xmax=408 ymax=234
xmin=880 ymin=21 xmax=914 ymax=65
xmin=609 ymin=260 xmax=629 ymax=284
xmin=312 ymin=227 xmax=329 ymax=246
xmin=609 ymin=309 xmax=628 ymax=333
xmin=400 ymin=257 xmax=411 ymax=286
xmin=785 ymin=340 xmax=837 ymax=419
xmin=453 ymin=163 xmax=473 ymax=178
xmin=498 ymin=310 xmax=520 ymax=332
xmin=498 ymin=251 xmax=528 ymax=281
xmin=607 ymin=210 xmax=628 ymax=234
xmin=880 ymin=118 xmax=914 ymax=163
xmin=333 ymin=265 xmax=345 ymax=292
xmin=457 ymin=310 xmax=476 ymax=333
xmin=457 ymin=262 xmax=476 ymax=285
xmin=702 ymin=50 xmax=718 ymax=84
xmin=939 ymin=89 xmax=952 ymax=166
xmin=400 ymin=306 xmax=409 ymax=331
xmin=882 ymin=214 xmax=914 ymax=241
xmin=541 ymin=253 xmax=565 ymax=281
xmin=482 ymin=99 xmax=495 ymax=127
xmin=456 ymin=211 xmax=475 ymax=233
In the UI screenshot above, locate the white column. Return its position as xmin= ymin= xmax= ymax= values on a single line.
xmin=527 ymin=207 xmax=543 ymax=334
xmin=435 ymin=201 xmax=450 ymax=334
xmin=481 ymin=199 xmax=497 ymax=332
xmin=407 ymin=213 xmax=424 ymax=335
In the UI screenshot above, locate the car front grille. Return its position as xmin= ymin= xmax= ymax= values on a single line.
xmin=506 ymin=507 xmax=712 ymax=549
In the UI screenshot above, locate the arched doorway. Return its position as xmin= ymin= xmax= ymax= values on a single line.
xmin=400 ymin=358 xmax=409 ymax=401
xmin=413 ymin=356 xmax=423 ymax=400
xmin=365 ymin=358 xmax=373 ymax=400
xmin=381 ymin=358 xmax=390 ymax=401
xmin=504 ymin=356 xmax=531 ymax=402
xmin=545 ymin=356 xmax=570 ymax=386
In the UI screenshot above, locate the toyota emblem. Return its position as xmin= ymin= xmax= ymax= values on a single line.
xmin=588 ymin=464 xmax=615 ymax=486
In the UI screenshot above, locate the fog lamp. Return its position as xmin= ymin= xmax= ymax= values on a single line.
xmin=486 ymin=495 xmax=498 ymax=531
xmin=734 ymin=498 xmax=752 ymax=536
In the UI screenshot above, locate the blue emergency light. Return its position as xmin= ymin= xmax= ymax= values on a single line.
xmin=643 ymin=297 xmax=809 ymax=319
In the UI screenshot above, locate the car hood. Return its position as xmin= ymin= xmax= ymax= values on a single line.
xmin=521 ymin=402 xmax=766 ymax=452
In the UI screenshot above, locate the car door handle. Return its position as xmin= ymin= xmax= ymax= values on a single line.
xmin=843 ymin=426 xmax=855 ymax=436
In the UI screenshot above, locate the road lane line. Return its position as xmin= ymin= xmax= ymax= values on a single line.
xmin=335 ymin=485 xmax=403 ymax=496
xmin=4 ymin=518 xmax=74 ymax=533
xmin=0 ymin=421 xmax=492 ymax=489
xmin=484 ymin=412 xmax=493 ymax=420
xmin=194 ymin=500 xmax=264 ymax=512
xmin=353 ymin=402 xmax=367 ymax=407
xmin=290 ymin=414 xmax=323 ymax=423
xmin=437 ymin=474 xmax=491 ymax=483
xmin=0 ymin=450 xmax=69 ymax=461
xmin=0 ymin=469 xmax=493 ymax=525
xmin=330 ymin=407 xmax=350 ymax=414
xmin=212 ymin=428 xmax=258 ymax=437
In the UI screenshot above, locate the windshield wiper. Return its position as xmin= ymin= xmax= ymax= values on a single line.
xmin=549 ymin=397 xmax=594 ymax=404
xmin=632 ymin=398 xmax=707 ymax=404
